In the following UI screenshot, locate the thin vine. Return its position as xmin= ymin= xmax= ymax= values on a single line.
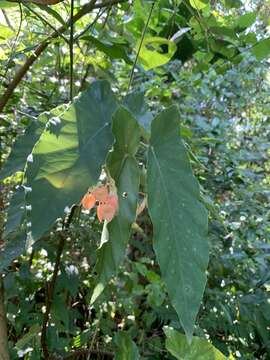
xmin=127 ymin=0 xmax=155 ymax=92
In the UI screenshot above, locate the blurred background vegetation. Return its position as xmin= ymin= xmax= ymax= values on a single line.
xmin=0 ymin=0 xmax=270 ymax=358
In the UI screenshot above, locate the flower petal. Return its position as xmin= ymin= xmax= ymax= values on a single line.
xmin=81 ymin=193 xmax=96 ymax=210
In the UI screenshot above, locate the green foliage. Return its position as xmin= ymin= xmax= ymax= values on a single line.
xmin=164 ymin=327 xmax=226 ymax=359
xmin=114 ymin=332 xmax=141 ymax=360
xmin=251 ymin=37 xmax=270 ymax=60
xmin=0 ymin=108 xmax=60 ymax=181
xmin=25 ymin=81 xmax=117 ymax=240
xmin=147 ymin=106 xmax=209 ymax=340
xmin=91 ymin=107 xmax=140 ymax=303
xmin=3 ymin=185 xmax=25 ymax=237
xmin=1 ymin=0 xmax=270 ymax=358
xmin=190 ymin=0 xmax=209 ymax=10
xmin=138 ymin=37 xmax=177 ymax=71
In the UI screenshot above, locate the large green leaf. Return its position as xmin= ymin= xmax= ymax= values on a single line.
xmin=147 ymin=106 xmax=208 ymax=340
xmin=0 ymin=107 xmax=64 ymax=181
xmin=114 ymin=332 xmax=140 ymax=360
xmin=164 ymin=327 xmax=226 ymax=360
xmin=251 ymin=38 xmax=270 ymax=61
xmin=25 ymin=81 xmax=118 ymax=240
xmin=91 ymin=106 xmax=140 ymax=303
xmin=138 ymin=37 xmax=177 ymax=71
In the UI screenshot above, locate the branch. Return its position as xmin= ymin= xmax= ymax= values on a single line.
xmin=40 ymin=232 xmax=66 ymax=359
xmin=41 ymin=205 xmax=81 ymax=357
xmin=0 ymin=0 xmax=128 ymax=113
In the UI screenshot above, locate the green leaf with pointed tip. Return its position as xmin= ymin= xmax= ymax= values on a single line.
xmin=114 ymin=332 xmax=140 ymax=360
xmin=164 ymin=327 xmax=226 ymax=359
xmin=25 ymin=81 xmax=118 ymax=241
xmin=147 ymin=106 xmax=208 ymax=341
xmin=138 ymin=37 xmax=177 ymax=71
xmin=91 ymin=107 xmax=140 ymax=304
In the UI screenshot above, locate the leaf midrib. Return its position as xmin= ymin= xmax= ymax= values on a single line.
xmin=149 ymin=145 xmax=187 ymax=312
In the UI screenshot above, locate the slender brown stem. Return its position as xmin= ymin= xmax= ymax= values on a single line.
xmin=0 ymin=0 xmax=128 ymax=113
xmin=0 ymin=278 xmax=10 ymax=360
xmin=40 ymin=233 xmax=66 ymax=359
xmin=128 ymin=1 xmax=155 ymax=92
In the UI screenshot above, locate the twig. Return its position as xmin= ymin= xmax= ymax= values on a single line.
xmin=40 ymin=232 xmax=66 ymax=359
xmin=79 ymin=63 xmax=91 ymax=92
xmin=40 ymin=205 xmax=80 ymax=357
xmin=0 ymin=0 xmax=128 ymax=113
xmin=127 ymin=1 xmax=155 ymax=92
xmin=74 ymin=7 xmax=106 ymax=40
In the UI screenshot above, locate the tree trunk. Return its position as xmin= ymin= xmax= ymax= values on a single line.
xmin=0 ymin=278 xmax=10 ymax=360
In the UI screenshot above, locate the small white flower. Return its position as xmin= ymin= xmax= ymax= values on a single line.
xmin=65 ymin=264 xmax=79 ymax=276
xmin=23 ymin=185 xmax=32 ymax=193
xmin=64 ymin=206 xmax=70 ymax=214
xmin=27 ymin=154 xmax=33 ymax=163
